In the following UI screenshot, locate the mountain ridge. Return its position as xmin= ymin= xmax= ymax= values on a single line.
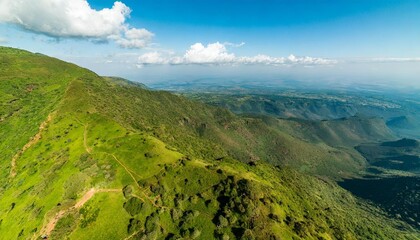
xmin=0 ymin=47 xmax=418 ymax=239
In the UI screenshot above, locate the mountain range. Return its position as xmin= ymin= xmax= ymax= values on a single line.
xmin=0 ymin=47 xmax=418 ymax=239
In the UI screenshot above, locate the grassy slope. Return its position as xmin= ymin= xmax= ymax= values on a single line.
xmin=184 ymin=93 xmax=358 ymax=120
xmin=0 ymin=48 xmax=418 ymax=239
xmin=186 ymin=92 xmax=420 ymax=140
xmin=184 ymin=93 xmax=396 ymax=147
xmin=356 ymin=139 xmax=420 ymax=173
xmin=0 ymin=47 xmax=88 ymax=180
xmin=86 ymin=77 xmax=370 ymax=178
xmin=276 ymin=116 xmax=395 ymax=147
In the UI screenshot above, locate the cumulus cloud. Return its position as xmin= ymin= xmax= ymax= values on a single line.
xmin=0 ymin=37 xmax=7 ymax=43
xmin=184 ymin=42 xmax=236 ymax=64
xmin=110 ymin=28 xmax=154 ymax=48
xmin=0 ymin=0 xmax=153 ymax=48
xmin=137 ymin=42 xmax=336 ymax=66
xmin=137 ymin=52 xmax=169 ymax=65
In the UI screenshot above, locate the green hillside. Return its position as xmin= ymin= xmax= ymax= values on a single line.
xmin=81 ymin=76 xmax=369 ymax=178
xmin=183 ymin=91 xmax=420 ymax=140
xmin=182 ymin=93 xmax=358 ymax=120
xmin=386 ymin=116 xmax=420 ymax=139
xmin=356 ymin=138 xmax=420 ymax=173
xmin=0 ymin=47 xmax=418 ymax=239
xmin=339 ymin=139 xmax=420 ymax=229
xmin=276 ymin=116 xmax=395 ymax=147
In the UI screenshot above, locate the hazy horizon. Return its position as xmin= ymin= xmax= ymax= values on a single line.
xmin=1 ymin=0 xmax=419 ymax=88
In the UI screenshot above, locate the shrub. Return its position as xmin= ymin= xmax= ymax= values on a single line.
xmin=241 ymin=229 xmax=255 ymax=240
xmin=79 ymin=206 xmax=100 ymax=228
xmin=123 ymin=185 xmax=133 ymax=198
xmin=170 ymin=208 xmax=183 ymax=221
xmin=63 ymin=173 xmax=88 ymax=200
xmin=123 ymin=197 xmax=143 ymax=216
xmin=218 ymin=215 xmax=229 ymax=228
xmin=144 ymin=213 xmax=160 ymax=234
xmin=191 ymin=228 xmax=201 ymax=239
xmin=127 ymin=218 xmax=142 ymax=234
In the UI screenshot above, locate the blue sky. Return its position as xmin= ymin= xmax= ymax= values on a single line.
xmin=90 ymin=0 xmax=420 ymax=57
xmin=0 ymin=0 xmax=419 ymax=87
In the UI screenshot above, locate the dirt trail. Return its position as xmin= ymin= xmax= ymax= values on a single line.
xmin=35 ymin=122 xmax=171 ymax=239
xmin=10 ymin=113 xmax=53 ymax=178
xmin=40 ymin=188 xmax=120 ymax=238
xmin=123 ymin=229 xmax=143 ymax=240
xmin=106 ymin=153 xmax=167 ymax=209
xmin=109 ymin=154 xmax=141 ymax=189
xmin=37 ymin=121 xmax=166 ymax=238
xmin=82 ymin=121 xmax=163 ymax=208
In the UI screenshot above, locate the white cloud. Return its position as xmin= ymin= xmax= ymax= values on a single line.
xmin=237 ymin=55 xmax=283 ymax=65
xmin=137 ymin=42 xmax=337 ymax=66
xmin=237 ymin=54 xmax=336 ymax=65
xmin=0 ymin=0 xmax=153 ymax=48
xmin=110 ymin=28 xmax=154 ymax=49
xmin=184 ymin=42 xmax=236 ymax=64
xmin=137 ymin=52 xmax=168 ymax=65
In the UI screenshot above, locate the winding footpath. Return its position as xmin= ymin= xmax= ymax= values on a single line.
xmin=10 ymin=114 xmax=53 ymax=178
xmin=36 ymin=121 xmax=170 ymax=239
xmin=40 ymin=188 xmax=120 ymax=237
